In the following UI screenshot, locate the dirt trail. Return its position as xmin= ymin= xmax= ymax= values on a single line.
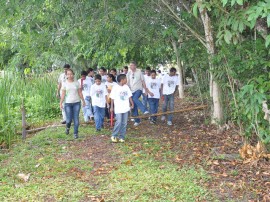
xmin=59 ymin=97 xmax=269 ymax=201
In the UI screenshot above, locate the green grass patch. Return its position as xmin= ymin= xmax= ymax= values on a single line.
xmin=94 ymin=156 xmax=212 ymax=201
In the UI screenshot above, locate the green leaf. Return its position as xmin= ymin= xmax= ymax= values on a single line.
xmin=231 ymin=0 xmax=236 ymax=6
xmin=267 ymin=14 xmax=270 ymax=27
xmin=193 ymin=2 xmax=198 ymax=18
xmin=238 ymin=21 xmax=244 ymax=32
xmin=265 ymin=35 xmax=270 ymax=47
xmin=222 ymin=0 xmax=228 ymax=7
xmin=224 ymin=30 xmax=232 ymax=44
xmin=236 ymin=0 xmax=243 ymax=6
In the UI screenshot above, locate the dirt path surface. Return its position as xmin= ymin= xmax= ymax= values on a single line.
xmin=58 ymin=98 xmax=269 ymax=201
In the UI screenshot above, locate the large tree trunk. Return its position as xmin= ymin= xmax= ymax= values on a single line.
xmin=172 ymin=40 xmax=185 ymax=98
xmin=196 ymin=0 xmax=223 ymax=124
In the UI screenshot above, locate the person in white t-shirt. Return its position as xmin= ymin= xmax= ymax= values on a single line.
xmin=146 ymin=70 xmax=161 ymax=124
xmin=60 ymin=69 xmax=86 ymax=139
xmin=57 ymin=64 xmax=70 ymax=124
xmin=99 ymin=67 xmax=107 ymax=84
xmin=110 ymin=74 xmax=134 ymax=143
xmin=87 ymin=68 xmax=95 ymax=84
xmin=105 ymin=74 xmax=117 ymax=120
xmin=78 ymin=71 xmax=94 ymax=123
xmin=161 ymin=67 xmax=179 ymax=126
xmin=90 ymin=74 xmax=108 ymax=131
xmin=142 ymin=66 xmax=151 ymax=112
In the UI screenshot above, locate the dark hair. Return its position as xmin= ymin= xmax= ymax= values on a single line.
xmin=63 ymin=64 xmax=70 ymax=69
xmin=100 ymin=67 xmax=106 ymax=72
xmin=66 ymin=69 xmax=74 ymax=74
xmin=170 ymin=67 xmax=177 ymax=72
xmin=87 ymin=68 xmax=93 ymax=73
xmin=81 ymin=70 xmax=87 ymax=76
xmin=110 ymin=68 xmax=117 ymax=73
xmin=117 ymin=74 xmax=126 ymax=83
xmin=150 ymin=70 xmax=156 ymax=74
xmin=146 ymin=66 xmax=151 ymax=71
xmin=95 ymin=74 xmax=102 ymax=81
xmin=157 ymin=70 xmax=161 ymax=73
xmin=123 ymin=66 xmax=128 ymax=70
xmin=107 ymin=73 xmax=116 ymax=82
xmin=130 ymin=61 xmax=137 ymax=66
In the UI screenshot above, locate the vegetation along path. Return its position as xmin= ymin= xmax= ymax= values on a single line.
xmin=0 ymin=98 xmax=269 ymax=202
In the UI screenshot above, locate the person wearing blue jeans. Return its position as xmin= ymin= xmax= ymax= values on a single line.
xmin=93 ymin=106 xmax=105 ymax=130
xmin=78 ymin=71 xmax=94 ymax=123
xmin=60 ymin=68 xmax=85 ymax=139
xmin=83 ymin=96 xmax=94 ymax=121
xmin=162 ymin=94 xmax=174 ymax=123
xmin=127 ymin=61 xmax=149 ymax=126
xmin=65 ymin=102 xmax=81 ymax=137
xmin=110 ymin=74 xmax=134 ymax=143
xmin=161 ymin=67 xmax=179 ymax=126
xmin=145 ymin=70 xmax=161 ymax=124
xmin=90 ymin=74 xmax=108 ymax=131
xmin=142 ymin=66 xmax=151 ymax=111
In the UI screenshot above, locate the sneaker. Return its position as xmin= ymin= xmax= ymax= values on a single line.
xmin=131 ymin=118 xmax=135 ymax=122
xmin=111 ymin=136 xmax=118 ymax=143
xmin=74 ymin=134 xmax=78 ymax=139
xmin=150 ymin=120 xmax=155 ymax=124
xmin=61 ymin=120 xmax=66 ymax=124
xmin=144 ymin=111 xmax=149 ymax=115
xmin=161 ymin=116 xmax=166 ymax=121
xmin=65 ymin=128 xmax=70 ymax=135
xmin=119 ymin=139 xmax=125 ymax=143
xmin=167 ymin=121 xmax=172 ymax=126
xmin=96 ymin=129 xmax=101 ymax=132
xmin=134 ymin=122 xmax=140 ymax=127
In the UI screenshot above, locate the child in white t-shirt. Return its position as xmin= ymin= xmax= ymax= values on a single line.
xmin=105 ymin=74 xmax=117 ymax=120
xmin=161 ymin=67 xmax=180 ymax=126
xmin=90 ymin=74 xmax=108 ymax=131
xmin=146 ymin=70 xmax=161 ymax=124
xmin=110 ymin=74 xmax=134 ymax=143
xmin=78 ymin=71 xmax=94 ymax=123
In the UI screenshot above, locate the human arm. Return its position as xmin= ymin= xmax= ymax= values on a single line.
xmin=78 ymin=87 xmax=86 ymax=107
xmin=129 ymin=97 xmax=134 ymax=109
xmin=60 ymin=89 xmax=66 ymax=109
xmin=110 ymin=99 xmax=114 ymax=112
xmin=56 ymin=82 xmax=62 ymax=98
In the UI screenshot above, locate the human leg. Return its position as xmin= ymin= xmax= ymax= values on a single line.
xmin=167 ymin=94 xmax=174 ymax=122
xmin=148 ymin=98 xmax=155 ymax=121
xmin=93 ymin=106 xmax=101 ymax=130
xmin=112 ymin=113 xmax=122 ymax=138
xmin=132 ymin=90 xmax=147 ymax=114
xmin=64 ymin=103 xmax=72 ymax=133
xmin=142 ymin=93 xmax=148 ymax=111
xmin=83 ymin=96 xmax=91 ymax=122
xmin=153 ymin=98 xmax=159 ymax=122
xmin=119 ymin=112 xmax=128 ymax=140
xmin=162 ymin=95 xmax=169 ymax=121
xmin=73 ymin=102 xmax=81 ymax=137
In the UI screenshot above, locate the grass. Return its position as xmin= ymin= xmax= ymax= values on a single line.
xmin=0 ymin=125 xmax=215 ymax=201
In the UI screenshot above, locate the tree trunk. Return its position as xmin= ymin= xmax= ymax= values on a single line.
xmin=196 ymin=0 xmax=223 ymax=124
xmin=171 ymin=40 xmax=185 ymax=98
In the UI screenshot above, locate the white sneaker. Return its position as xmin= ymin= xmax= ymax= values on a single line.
xmin=119 ymin=139 xmax=125 ymax=143
xmin=144 ymin=111 xmax=149 ymax=114
xmin=167 ymin=121 xmax=172 ymax=126
xmin=134 ymin=122 xmax=140 ymax=127
xmin=111 ymin=136 xmax=118 ymax=143
xmin=161 ymin=116 xmax=166 ymax=121
xmin=131 ymin=118 xmax=135 ymax=122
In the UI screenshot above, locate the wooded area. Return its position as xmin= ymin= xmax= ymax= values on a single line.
xmin=1 ymin=0 xmax=269 ymax=147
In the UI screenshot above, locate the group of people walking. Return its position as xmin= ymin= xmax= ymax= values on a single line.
xmin=57 ymin=62 xmax=179 ymax=142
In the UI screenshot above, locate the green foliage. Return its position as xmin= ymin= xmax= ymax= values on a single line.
xmin=234 ymin=76 xmax=270 ymax=143
xmin=0 ymin=72 xmax=59 ymax=147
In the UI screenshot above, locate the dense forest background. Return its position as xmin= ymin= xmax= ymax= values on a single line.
xmin=0 ymin=0 xmax=269 ymax=147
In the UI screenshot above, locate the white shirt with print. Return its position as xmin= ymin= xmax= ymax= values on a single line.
xmin=61 ymin=81 xmax=81 ymax=103
xmin=162 ymin=74 xmax=180 ymax=95
xmin=78 ymin=78 xmax=92 ymax=98
xmin=58 ymin=73 xmax=67 ymax=84
xmin=146 ymin=78 xmax=161 ymax=99
xmin=101 ymin=75 xmax=107 ymax=84
xmin=90 ymin=83 xmax=108 ymax=108
xmin=143 ymin=75 xmax=151 ymax=93
xmin=110 ymin=84 xmax=132 ymax=114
